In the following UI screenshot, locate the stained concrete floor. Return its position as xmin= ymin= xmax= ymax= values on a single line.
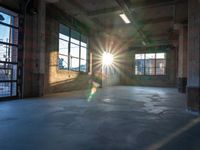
xmin=0 ymin=86 xmax=199 ymax=150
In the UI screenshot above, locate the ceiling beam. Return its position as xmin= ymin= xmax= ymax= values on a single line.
xmin=148 ymin=33 xmax=170 ymax=38
xmin=141 ymin=16 xmax=173 ymax=24
xmin=87 ymin=0 xmax=174 ymax=18
xmin=87 ymin=7 xmax=121 ymax=18
xmin=131 ymin=0 xmax=174 ymax=9
xmin=109 ymin=16 xmax=173 ymax=29
xmin=64 ymin=0 xmax=87 ymax=15
xmin=129 ymin=40 xmax=174 ymax=47
xmin=115 ymin=0 xmax=148 ymax=44
xmin=56 ymin=0 xmax=103 ymax=31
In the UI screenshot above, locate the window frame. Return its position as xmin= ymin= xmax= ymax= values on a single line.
xmin=134 ymin=52 xmax=166 ymax=76
xmin=0 ymin=7 xmax=19 ymax=98
xmin=58 ymin=24 xmax=88 ymax=73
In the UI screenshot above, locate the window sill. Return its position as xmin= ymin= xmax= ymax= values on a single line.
xmin=134 ymin=75 xmax=167 ymax=76
xmin=57 ymin=68 xmax=88 ymax=74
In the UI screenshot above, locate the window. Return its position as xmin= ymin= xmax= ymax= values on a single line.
xmin=58 ymin=24 xmax=88 ymax=72
xmin=135 ymin=53 xmax=166 ymax=75
xmin=0 ymin=7 xmax=18 ymax=97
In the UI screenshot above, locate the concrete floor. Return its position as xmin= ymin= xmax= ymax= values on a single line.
xmin=0 ymin=86 xmax=199 ymax=150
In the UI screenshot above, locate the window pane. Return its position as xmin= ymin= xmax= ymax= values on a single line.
xmin=145 ymin=67 xmax=155 ymax=75
xmin=0 ymin=12 xmax=11 ymax=24
xmin=80 ymin=59 xmax=86 ymax=72
xmin=12 ymin=82 xmax=17 ymax=96
xmin=156 ymin=67 xmax=165 ymax=75
xmin=156 ymin=53 xmax=165 ymax=59
xmin=81 ymin=47 xmax=87 ymax=60
xmin=59 ymin=33 xmax=69 ymax=41
xmin=59 ymin=24 xmax=69 ymax=37
xmin=58 ymin=55 xmax=68 ymax=69
xmin=0 ymin=65 xmax=11 ymax=80
xmin=81 ymin=42 xmax=87 ymax=47
xmin=145 ymin=53 xmax=155 ymax=59
xmin=135 ymin=54 xmax=144 ymax=59
xmin=0 ymin=82 xmax=11 ymax=97
xmin=145 ymin=57 xmax=155 ymax=75
xmin=135 ymin=56 xmax=144 ymax=75
xmin=71 ymin=30 xmax=80 ymax=44
xmin=156 ymin=59 xmax=166 ymax=75
xmin=59 ymin=39 xmax=68 ymax=55
xmin=71 ymin=38 xmax=80 ymax=45
xmin=135 ymin=59 xmax=144 ymax=67
xmin=81 ymin=35 xmax=87 ymax=47
xmin=0 ymin=24 xmax=18 ymax=44
xmin=70 ymin=57 xmax=79 ymax=71
xmin=0 ymin=63 xmax=17 ymax=80
xmin=12 ymin=64 xmax=17 ymax=80
xmin=70 ymin=43 xmax=79 ymax=58
xmin=156 ymin=59 xmax=166 ymax=68
xmin=135 ymin=66 xmax=144 ymax=75
xmin=0 ymin=12 xmax=17 ymax=27
xmin=0 ymin=44 xmax=18 ymax=62
xmin=145 ymin=59 xmax=155 ymax=68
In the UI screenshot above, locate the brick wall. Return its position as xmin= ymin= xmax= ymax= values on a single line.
xmin=44 ymin=6 xmax=91 ymax=94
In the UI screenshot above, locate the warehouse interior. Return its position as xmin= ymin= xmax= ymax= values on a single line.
xmin=0 ymin=0 xmax=200 ymax=149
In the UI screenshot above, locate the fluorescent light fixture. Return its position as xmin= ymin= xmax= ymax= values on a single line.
xmin=142 ymin=41 xmax=146 ymax=46
xmin=119 ymin=13 xmax=131 ymax=24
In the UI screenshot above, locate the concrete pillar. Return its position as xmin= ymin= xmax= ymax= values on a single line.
xmin=187 ymin=0 xmax=200 ymax=112
xmin=38 ymin=0 xmax=46 ymax=96
xmin=32 ymin=0 xmax=46 ymax=96
xmin=177 ymin=24 xmax=188 ymax=93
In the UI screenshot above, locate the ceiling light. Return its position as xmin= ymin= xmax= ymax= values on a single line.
xmin=142 ymin=41 xmax=146 ymax=46
xmin=119 ymin=13 xmax=131 ymax=24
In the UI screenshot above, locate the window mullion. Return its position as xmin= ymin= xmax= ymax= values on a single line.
xmin=86 ymin=38 xmax=88 ymax=72
xmin=144 ymin=53 xmax=146 ymax=75
xmin=68 ymin=29 xmax=71 ymax=70
xmin=79 ymin=35 xmax=81 ymax=71
xmin=155 ymin=53 xmax=156 ymax=75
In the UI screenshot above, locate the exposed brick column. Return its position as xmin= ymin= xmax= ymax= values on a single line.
xmin=38 ymin=0 xmax=46 ymax=96
xmin=187 ymin=0 xmax=200 ymax=112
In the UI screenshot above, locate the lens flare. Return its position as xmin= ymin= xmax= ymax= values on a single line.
xmin=87 ymin=87 xmax=97 ymax=102
xmin=102 ymin=52 xmax=113 ymax=66
xmin=91 ymin=87 xmax=97 ymax=95
xmin=87 ymin=81 xmax=101 ymax=102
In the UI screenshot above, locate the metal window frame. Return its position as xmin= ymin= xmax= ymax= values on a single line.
xmin=135 ymin=52 xmax=166 ymax=76
xmin=58 ymin=24 xmax=88 ymax=73
xmin=0 ymin=8 xmax=19 ymax=99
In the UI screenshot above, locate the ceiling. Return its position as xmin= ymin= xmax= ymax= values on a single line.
xmin=52 ymin=0 xmax=188 ymax=46
xmin=0 ymin=0 xmax=188 ymax=46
